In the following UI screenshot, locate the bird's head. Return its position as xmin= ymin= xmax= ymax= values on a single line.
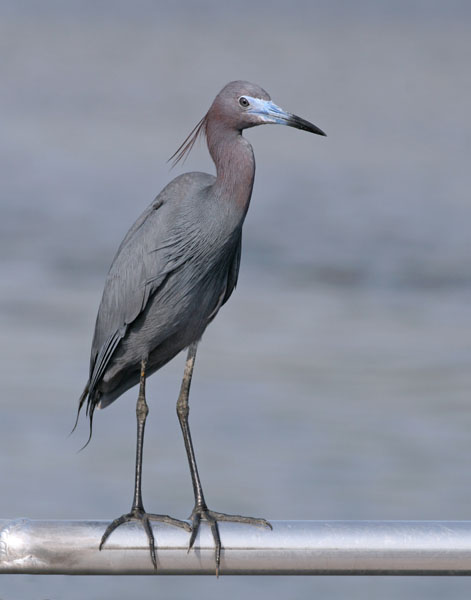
xmin=210 ymin=80 xmax=326 ymax=136
xmin=169 ymin=80 xmax=325 ymax=166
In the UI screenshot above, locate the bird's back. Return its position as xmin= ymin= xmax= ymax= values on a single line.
xmin=82 ymin=171 xmax=243 ymax=413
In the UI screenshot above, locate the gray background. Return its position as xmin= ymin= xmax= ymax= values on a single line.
xmin=1 ymin=0 xmax=471 ymax=598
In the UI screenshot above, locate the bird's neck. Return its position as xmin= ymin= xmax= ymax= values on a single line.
xmin=207 ymin=126 xmax=255 ymax=218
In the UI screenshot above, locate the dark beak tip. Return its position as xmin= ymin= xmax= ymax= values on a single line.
xmin=310 ymin=123 xmax=327 ymax=137
xmin=311 ymin=126 xmax=327 ymax=137
xmin=288 ymin=114 xmax=326 ymax=137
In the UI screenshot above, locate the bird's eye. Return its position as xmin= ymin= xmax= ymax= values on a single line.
xmin=239 ymin=96 xmax=249 ymax=108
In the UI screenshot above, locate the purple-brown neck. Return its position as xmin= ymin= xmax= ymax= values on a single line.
xmin=205 ymin=115 xmax=255 ymax=218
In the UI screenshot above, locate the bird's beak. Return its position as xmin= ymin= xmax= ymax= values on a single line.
xmin=246 ymin=98 xmax=326 ymax=136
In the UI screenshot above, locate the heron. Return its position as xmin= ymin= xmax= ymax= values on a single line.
xmin=76 ymin=80 xmax=326 ymax=574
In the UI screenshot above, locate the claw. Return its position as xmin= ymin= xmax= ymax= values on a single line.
xmin=99 ymin=508 xmax=190 ymax=569
xmin=188 ymin=506 xmax=271 ymax=576
xmin=99 ymin=514 xmax=128 ymax=550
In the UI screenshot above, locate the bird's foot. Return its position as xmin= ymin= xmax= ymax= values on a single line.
xmin=100 ymin=506 xmax=191 ymax=569
xmin=188 ymin=505 xmax=272 ymax=576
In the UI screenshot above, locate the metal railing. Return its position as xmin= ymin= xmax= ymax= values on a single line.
xmin=2 ymin=519 xmax=471 ymax=575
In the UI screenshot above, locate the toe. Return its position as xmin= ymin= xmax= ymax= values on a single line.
xmin=141 ymin=517 xmax=157 ymax=569
xmin=188 ymin=512 xmax=201 ymax=551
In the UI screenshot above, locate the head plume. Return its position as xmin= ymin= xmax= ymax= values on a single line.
xmin=168 ymin=113 xmax=208 ymax=168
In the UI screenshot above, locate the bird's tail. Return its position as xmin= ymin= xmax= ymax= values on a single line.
xmin=71 ymin=382 xmax=96 ymax=450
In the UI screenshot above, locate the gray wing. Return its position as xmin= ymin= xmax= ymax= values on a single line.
xmin=88 ymin=173 xmax=214 ymax=395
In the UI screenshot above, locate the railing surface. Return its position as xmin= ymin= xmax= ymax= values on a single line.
xmin=2 ymin=519 xmax=471 ymax=575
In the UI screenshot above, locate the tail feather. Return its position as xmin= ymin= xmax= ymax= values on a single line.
xmin=71 ymin=381 xmax=100 ymax=450
xmin=71 ymin=382 xmax=89 ymax=434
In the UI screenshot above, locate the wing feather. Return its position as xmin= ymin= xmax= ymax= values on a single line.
xmin=86 ymin=174 xmax=215 ymax=402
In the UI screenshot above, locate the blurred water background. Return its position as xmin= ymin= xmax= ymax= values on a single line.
xmin=1 ymin=1 xmax=471 ymax=598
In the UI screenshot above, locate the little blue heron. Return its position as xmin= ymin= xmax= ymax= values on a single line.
xmin=77 ymin=80 xmax=326 ymax=574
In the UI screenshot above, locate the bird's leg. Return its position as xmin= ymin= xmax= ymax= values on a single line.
xmin=177 ymin=343 xmax=272 ymax=576
xmin=100 ymin=358 xmax=190 ymax=569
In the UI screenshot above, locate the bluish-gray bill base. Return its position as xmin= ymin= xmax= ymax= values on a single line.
xmin=75 ymin=81 xmax=326 ymax=576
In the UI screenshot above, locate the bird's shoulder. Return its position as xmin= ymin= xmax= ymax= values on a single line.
xmin=114 ymin=171 xmax=216 ymax=254
xmin=108 ymin=171 xmax=216 ymax=269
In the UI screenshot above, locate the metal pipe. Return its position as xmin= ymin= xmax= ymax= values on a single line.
xmin=2 ymin=519 xmax=471 ymax=575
